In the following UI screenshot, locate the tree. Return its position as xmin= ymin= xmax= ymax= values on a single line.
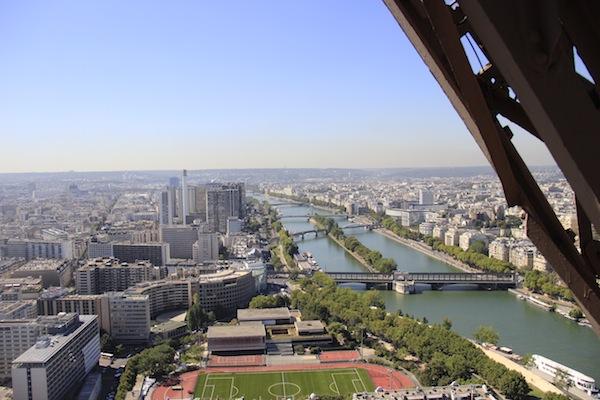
xmin=249 ymin=294 xmax=288 ymax=309
xmin=187 ymin=296 xmax=215 ymax=330
xmin=468 ymin=240 xmax=487 ymax=255
xmin=473 ymin=325 xmax=499 ymax=345
xmin=441 ymin=317 xmax=453 ymax=330
xmin=100 ymin=332 xmax=115 ymax=353
xmin=553 ymin=368 xmax=573 ymax=394
xmin=498 ymin=370 xmax=530 ymax=400
xmin=521 ymin=353 xmax=535 ymax=368
xmin=568 ymin=308 xmax=584 ymax=320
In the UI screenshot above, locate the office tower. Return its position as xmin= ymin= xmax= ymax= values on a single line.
xmin=75 ymin=258 xmax=163 ymax=295
xmin=193 ymin=185 xmax=207 ymax=222
xmin=206 ymin=186 xmax=241 ymax=233
xmin=418 ymin=189 xmax=434 ymax=205
xmin=12 ymin=314 xmax=100 ymax=400
xmin=193 ymin=232 xmax=219 ymax=263
xmin=228 ymin=182 xmax=246 ymax=217
xmin=159 ymin=226 xmax=198 ymax=259
xmin=159 ymin=190 xmax=171 ymax=225
xmin=167 ymin=177 xmax=179 ymax=223
xmin=181 ymin=169 xmax=189 ymax=225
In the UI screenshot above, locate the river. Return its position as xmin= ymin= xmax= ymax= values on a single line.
xmin=254 ymin=194 xmax=600 ymax=382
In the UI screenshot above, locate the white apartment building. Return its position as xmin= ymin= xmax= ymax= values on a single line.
xmin=489 ymin=238 xmax=511 ymax=262
xmin=418 ymin=222 xmax=435 ymax=236
xmin=533 ymin=251 xmax=552 ymax=272
xmin=12 ymin=314 xmax=100 ymax=400
xmin=444 ymin=229 xmax=462 ymax=246
xmin=432 ymin=225 xmax=448 ymax=240
xmin=510 ymin=243 xmax=536 ymax=269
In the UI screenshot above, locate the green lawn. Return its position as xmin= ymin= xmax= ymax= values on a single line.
xmin=194 ymin=368 xmax=375 ymax=400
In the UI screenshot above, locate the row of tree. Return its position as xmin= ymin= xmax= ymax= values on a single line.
xmin=314 ymin=215 xmax=397 ymax=273
xmin=291 ymin=273 xmax=531 ymax=400
xmin=523 ymin=270 xmax=574 ymax=301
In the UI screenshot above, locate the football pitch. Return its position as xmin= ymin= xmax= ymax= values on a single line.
xmin=193 ymin=368 xmax=375 ymax=400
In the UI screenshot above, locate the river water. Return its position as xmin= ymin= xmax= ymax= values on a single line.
xmin=254 ymin=194 xmax=600 ymax=381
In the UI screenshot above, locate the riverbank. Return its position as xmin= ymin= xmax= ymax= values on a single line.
xmin=474 ymin=343 xmax=563 ymax=396
xmin=375 ymin=227 xmax=589 ymax=327
xmin=375 ymin=228 xmax=476 ymax=273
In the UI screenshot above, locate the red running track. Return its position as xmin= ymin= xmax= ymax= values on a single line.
xmin=151 ymin=363 xmax=414 ymax=400
xmin=318 ymin=350 xmax=361 ymax=363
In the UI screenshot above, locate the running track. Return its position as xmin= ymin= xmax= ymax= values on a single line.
xmin=152 ymin=363 xmax=414 ymax=400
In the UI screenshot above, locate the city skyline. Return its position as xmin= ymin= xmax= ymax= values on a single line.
xmin=0 ymin=1 xmax=554 ymax=173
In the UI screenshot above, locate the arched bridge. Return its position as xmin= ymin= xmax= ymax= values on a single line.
xmin=290 ymin=223 xmax=378 ymax=239
xmin=326 ymin=271 xmax=517 ymax=291
xmin=291 ymin=229 xmax=328 ymax=239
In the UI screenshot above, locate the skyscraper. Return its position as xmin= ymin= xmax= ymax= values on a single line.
xmin=159 ymin=190 xmax=170 ymax=225
xmin=181 ymin=170 xmax=189 ymax=225
xmin=203 ymin=183 xmax=246 ymax=233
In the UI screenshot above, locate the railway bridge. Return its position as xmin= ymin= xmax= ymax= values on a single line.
xmin=326 ymin=271 xmax=518 ymax=292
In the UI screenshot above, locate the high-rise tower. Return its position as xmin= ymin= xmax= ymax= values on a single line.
xmin=181 ymin=169 xmax=188 ymax=225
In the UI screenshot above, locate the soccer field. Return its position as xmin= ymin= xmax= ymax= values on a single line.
xmin=194 ymin=368 xmax=375 ymax=400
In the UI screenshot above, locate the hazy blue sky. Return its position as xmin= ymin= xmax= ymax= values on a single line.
xmin=0 ymin=1 xmax=553 ymax=173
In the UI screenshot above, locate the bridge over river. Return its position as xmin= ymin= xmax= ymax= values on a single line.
xmin=326 ymin=271 xmax=518 ymax=292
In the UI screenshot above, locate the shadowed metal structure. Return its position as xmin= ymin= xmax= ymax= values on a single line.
xmin=383 ymin=0 xmax=600 ymax=333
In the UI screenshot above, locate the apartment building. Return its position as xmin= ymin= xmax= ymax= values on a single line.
xmin=75 ymin=258 xmax=164 ymax=295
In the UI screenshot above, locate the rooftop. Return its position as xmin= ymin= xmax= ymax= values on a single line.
xmin=237 ymin=307 xmax=291 ymax=321
xmin=17 ymin=259 xmax=67 ymax=271
xmin=13 ymin=314 xmax=97 ymax=365
xmin=151 ymin=320 xmax=187 ymax=334
xmin=207 ymin=323 xmax=266 ymax=339
xmin=295 ymin=320 xmax=325 ymax=332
